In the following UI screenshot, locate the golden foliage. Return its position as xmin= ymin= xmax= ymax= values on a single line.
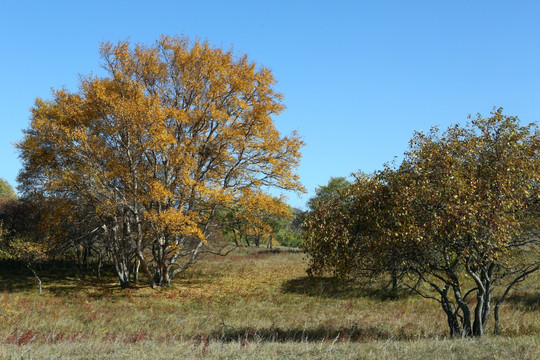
xmin=17 ymin=35 xmax=304 ymax=286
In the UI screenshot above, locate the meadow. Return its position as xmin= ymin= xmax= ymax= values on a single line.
xmin=0 ymin=247 xmax=538 ymax=359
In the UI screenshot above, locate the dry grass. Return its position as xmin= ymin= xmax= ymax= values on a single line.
xmin=1 ymin=336 xmax=539 ymax=360
xmin=0 ymin=247 xmax=538 ymax=358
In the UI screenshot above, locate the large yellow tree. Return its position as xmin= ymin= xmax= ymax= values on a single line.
xmin=17 ymin=35 xmax=304 ymax=288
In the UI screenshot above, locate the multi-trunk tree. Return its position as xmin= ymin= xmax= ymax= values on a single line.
xmin=304 ymin=109 xmax=540 ymax=337
xmin=383 ymin=110 xmax=540 ymax=337
xmin=17 ymin=35 xmax=304 ymax=288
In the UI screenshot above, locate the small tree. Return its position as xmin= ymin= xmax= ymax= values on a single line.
xmin=303 ymin=176 xmax=357 ymax=277
xmin=0 ymin=179 xmax=17 ymax=202
xmin=273 ymin=207 xmax=304 ymax=248
xmin=303 ymin=172 xmax=409 ymax=293
xmin=0 ymin=201 xmax=48 ymax=294
xmin=303 ymin=173 xmax=385 ymax=280
xmin=306 ymin=176 xmax=351 ymax=211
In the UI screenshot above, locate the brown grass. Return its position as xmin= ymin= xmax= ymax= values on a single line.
xmin=0 ymin=247 xmax=538 ymax=358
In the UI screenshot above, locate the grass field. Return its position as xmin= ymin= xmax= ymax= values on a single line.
xmin=0 ymin=247 xmax=539 ymax=359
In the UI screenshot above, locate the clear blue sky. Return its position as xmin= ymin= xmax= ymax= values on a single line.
xmin=1 ymin=1 xmax=540 ymax=209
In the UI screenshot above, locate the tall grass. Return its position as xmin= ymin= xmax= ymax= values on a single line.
xmin=0 ymin=247 xmax=538 ymax=358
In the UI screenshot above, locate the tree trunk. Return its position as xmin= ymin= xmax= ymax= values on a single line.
xmin=113 ymin=232 xmax=131 ymax=288
xmin=446 ymin=312 xmax=461 ymax=337
xmin=440 ymin=290 xmax=461 ymax=337
xmin=492 ymin=264 xmax=540 ymax=335
xmin=159 ymin=259 xmax=171 ymax=286
xmin=472 ymin=292 xmax=485 ymax=337
xmin=115 ymin=256 xmax=131 ymax=288
xmin=76 ymin=245 xmax=82 ymax=268
xmin=468 ymin=267 xmax=488 ymax=337
xmin=452 ymin=286 xmax=472 ymax=337
xmin=391 ymin=269 xmax=398 ymax=292
xmin=27 ymin=263 xmax=42 ymax=294
xmin=118 ymin=275 xmax=130 ymax=288
xmin=481 ymin=284 xmax=492 ymax=331
xmin=134 ymin=211 xmax=156 ymax=289
xmin=137 ymin=251 xmax=156 ymax=288
xmin=232 ymin=231 xmax=240 ymax=247
xmin=133 ymin=256 xmax=140 ymax=284
xmin=97 ymin=252 xmax=102 ymax=279
xmin=83 ymin=246 xmax=89 ymax=270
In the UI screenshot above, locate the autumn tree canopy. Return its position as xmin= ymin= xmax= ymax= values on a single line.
xmin=304 ymin=109 xmax=540 ymax=337
xmin=17 ymin=35 xmax=304 ymax=288
xmin=385 ymin=110 xmax=540 ymax=337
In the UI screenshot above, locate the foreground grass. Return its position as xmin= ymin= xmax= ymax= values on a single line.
xmin=0 ymin=247 xmax=538 ymax=358
xmin=1 ymin=336 xmax=538 ymax=359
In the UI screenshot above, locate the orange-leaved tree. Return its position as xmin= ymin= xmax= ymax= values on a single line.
xmin=17 ymin=35 xmax=304 ymax=288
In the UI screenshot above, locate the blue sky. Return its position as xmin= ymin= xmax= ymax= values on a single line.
xmin=1 ymin=1 xmax=540 ymax=209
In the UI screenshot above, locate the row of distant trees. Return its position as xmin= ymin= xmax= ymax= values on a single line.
xmin=303 ymin=109 xmax=540 ymax=337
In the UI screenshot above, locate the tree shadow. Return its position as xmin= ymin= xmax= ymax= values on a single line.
xmin=0 ymin=261 xmax=64 ymax=292
xmin=43 ymin=279 xmax=122 ymax=298
xmin=0 ymin=259 xmax=120 ymax=296
xmin=504 ymin=292 xmax=540 ymax=311
xmin=281 ymin=276 xmax=412 ymax=300
xmin=253 ymin=247 xmax=303 ymax=254
xmin=0 ymin=273 xmax=38 ymax=292
xmin=208 ymin=324 xmax=397 ymax=343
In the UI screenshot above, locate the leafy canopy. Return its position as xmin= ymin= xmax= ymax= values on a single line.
xmin=303 ymin=108 xmax=540 ymax=337
xmin=0 ymin=179 xmax=17 ymax=201
xmin=16 ymin=35 xmax=304 ymax=287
